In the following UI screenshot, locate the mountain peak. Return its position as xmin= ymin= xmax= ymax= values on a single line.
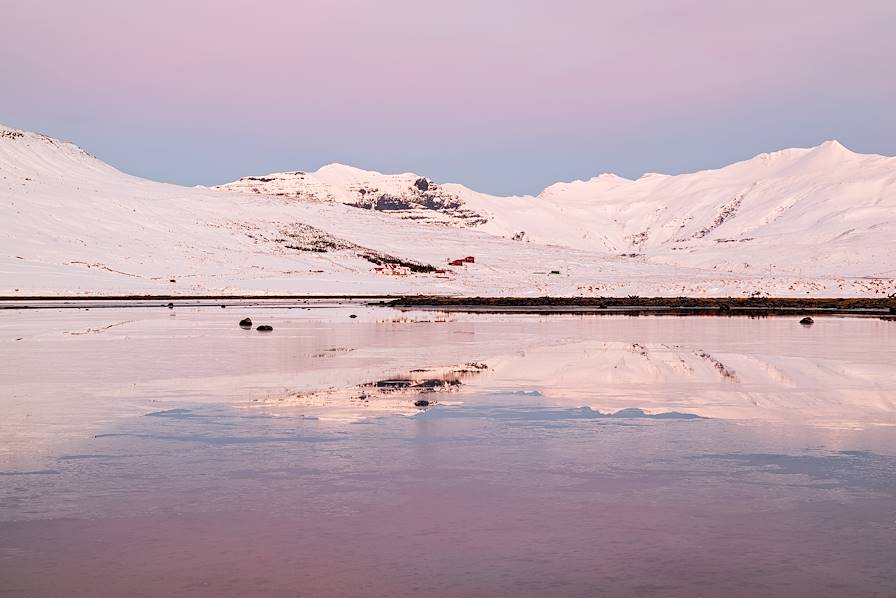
xmin=813 ymin=139 xmax=851 ymax=154
xmin=315 ymin=163 xmax=382 ymax=179
xmin=784 ymin=139 xmax=858 ymax=172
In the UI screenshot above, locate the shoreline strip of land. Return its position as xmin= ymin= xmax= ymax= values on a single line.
xmin=0 ymin=294 xmax=894 ymax=314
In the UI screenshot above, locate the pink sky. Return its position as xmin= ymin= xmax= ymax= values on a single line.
xmin=2 ymin=0 xmax=895 ymax=193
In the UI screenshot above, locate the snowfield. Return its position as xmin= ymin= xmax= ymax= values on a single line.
xmin=2 ymin=124 xmax=895 ymax=297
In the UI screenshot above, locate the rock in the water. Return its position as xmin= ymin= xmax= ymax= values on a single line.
xmin=349 ymin=314 xmax=358 ymax=319
xmin=167 ymin=302 xmax=174 ymax=309
xmin=239 ymin=317 xmax=252 ymax=328
xmin=414 ymin=399 xmax=430 ymax=407
xmin=413 ymin=178 xmax=429 ymax=191
xmin=800 ymin=317 xmax=814 ymax=325
xmin=256 ymin=324 xmax=273 ymax=332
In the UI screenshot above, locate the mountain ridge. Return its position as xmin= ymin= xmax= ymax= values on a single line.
xmin=2 ymin=123 xmax=894 ymax=297
xmin=218 ymin=139 xmax=877 ymax=198
xmin=216 ymin=137 xmax=896 ymax=276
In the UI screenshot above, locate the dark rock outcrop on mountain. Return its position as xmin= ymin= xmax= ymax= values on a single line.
xmin=217 ymin=167 xmax=488 ymax=226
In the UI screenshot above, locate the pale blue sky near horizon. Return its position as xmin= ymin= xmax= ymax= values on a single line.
xmin=2 ymin=0 xmax=895 ymax=195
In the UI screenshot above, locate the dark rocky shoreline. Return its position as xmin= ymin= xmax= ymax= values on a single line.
xmin=384 ymin=295 xmax=896 ymax=315
xmin=1 ymin=294 xmax=894 ymax=315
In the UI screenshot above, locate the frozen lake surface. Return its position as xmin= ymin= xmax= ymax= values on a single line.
xmin=1 ymin=303 xmax=895 ymax=597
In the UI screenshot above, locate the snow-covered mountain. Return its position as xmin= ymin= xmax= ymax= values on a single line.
xmin=220 ymin=141 xmax=896 ymax=279
xmin=219 ymin=164 xmax=490 ymax=226
xmin=2 ymin=123 xmax=894 ymax=297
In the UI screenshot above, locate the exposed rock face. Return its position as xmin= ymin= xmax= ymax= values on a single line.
xmin=345 ymin=183 xmax=484 ymax=224
xmin=1 ymin=129 xmax=25 ymax=140
xmin=239 ymin=318 xmax=252 ymax=328
xmin=256 ymin=324 xmax=273 ymax=331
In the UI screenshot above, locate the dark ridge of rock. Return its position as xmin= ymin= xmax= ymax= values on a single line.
xmin=357 ymin=251 xmax=437 ymax=273
xmin=256 ymin=324 xmax=273 ymax=332
xmin=340 ymin=186 xmax=485 ymax=224
xmin=693 ymin=195 xmax=743 ymax=239
xmin=371 ymin=194 xmax=416 ymax=211
xmin=275 ymin=223 xmax=357 ymax=253
xmin=800 ymin=317 xmax=814 ymax=326
xmin=414 ymin=399 xmax=431 ymax=407
xmin=264 ymin=222 xmax=438 ymax=273
xmin=239 ymin=318 xmax=252 ymax=328
xmin=355 ymin=192 xmax=461 ymax=212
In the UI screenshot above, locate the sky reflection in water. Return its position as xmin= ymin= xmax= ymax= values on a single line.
xmin=1 ymin=306 xmax=895 ymax=597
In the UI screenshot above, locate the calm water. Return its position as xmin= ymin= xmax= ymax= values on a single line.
xmin=1 ymin=304 xmax=895 ymax=597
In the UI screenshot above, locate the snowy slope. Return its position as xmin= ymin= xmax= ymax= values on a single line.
xmin=0 ymin=125 xmax=686 ymax=297
xmin=2 ymin=124 xmax=895 ymax=297
xmin=470 ymin=140 xmax=896 ymax=278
